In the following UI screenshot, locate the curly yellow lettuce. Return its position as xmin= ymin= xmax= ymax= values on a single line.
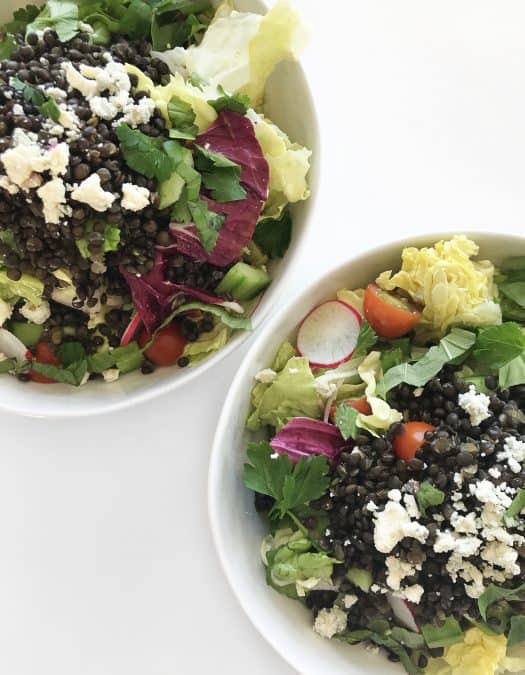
xmin=356 ymin=351 xmax=402 ymax=433
xmin=425 ymin=627 xmax=525 ymax=675
xmin=376 ymin=235 xmax=501 ymax=336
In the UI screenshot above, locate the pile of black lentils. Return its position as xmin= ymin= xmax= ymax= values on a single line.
xmin=256 ymin=365 xmax=525 ymax=661
xmin=0 ymin=28 xmax=224 ymax=360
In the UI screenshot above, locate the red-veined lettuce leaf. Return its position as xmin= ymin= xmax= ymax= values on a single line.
xmin=270 ymin=417 xmax=349 ymax=464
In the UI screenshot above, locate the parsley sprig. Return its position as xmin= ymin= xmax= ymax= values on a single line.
xmin=243 ymin=442 xmax=330 ymax=530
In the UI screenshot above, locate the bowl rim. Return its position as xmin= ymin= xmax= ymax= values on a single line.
xmin=208 ymin=229 xmax=525 ymax=674
xmin=0 ymin=63 xmax=320 ymax=419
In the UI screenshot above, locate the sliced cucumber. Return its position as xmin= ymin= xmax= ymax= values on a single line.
xmin=9 ymin=320 xmax=43 ymax=347
xmin=216 ymin=262 xmax=271 ymax=301
xmin=158 ymin=171 xmax=185 ymax=210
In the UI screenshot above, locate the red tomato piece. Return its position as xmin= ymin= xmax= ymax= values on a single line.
xmin=30 ymin=341 xmax=60 ymax=384
xmin=329 ymin=398 xmax=373 ymax=419
xmin=138 ymin=324 xmax=187 ymax=367
xmin=393 ymin=421 xmax=435 ymax=461
xmin=363 ymin=284 xmax=421 ymax=339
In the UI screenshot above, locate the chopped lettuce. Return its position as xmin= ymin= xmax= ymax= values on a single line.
xmin=356 ymin=351 xmax=403 ymax=433
xmin=262 ymin=528 xmax=337 ymax=598
xmin=253 ymin=113 xmax=311 ymax=214
xmin=376 ymin=235 xmax=501 ymax=336
xmin=247 ymin=355 xmax=322 ymax=430
xmin=181 ymin=322 xmax=230 ymax=364
xmin=180 ymin=1 xmax=306 ymax=107
xmin=0 ymin=269 xmax=44 ymax=306
xmin=336 ymin=288 xmax=364 ymax=316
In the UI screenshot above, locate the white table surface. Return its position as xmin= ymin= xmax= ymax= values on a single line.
xmin=2 ymin=2 xmax=525 ymax=674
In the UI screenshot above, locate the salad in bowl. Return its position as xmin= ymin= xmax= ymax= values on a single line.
xmin=239 ymin=236 xmax=525 ymax=675
xmin=0 ymin=0 xmax=311 ymax=388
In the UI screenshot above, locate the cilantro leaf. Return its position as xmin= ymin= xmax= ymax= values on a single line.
xmin=150 ymin=2 xmax=211 ymax=50
xmin=10 ymin=77 xmax=60 ymax=122
xmin=209 ymin=86 xmax=251 ymax=114
xmin=0 ymin=35 xmax=17 ymax=60
xmin=421 ymin=617 xmax=464 ymax=648
xmin=478 ymin=583 xmax=525 ymax=621
xmin=26 ymin=0 xmax=80 ymax=42
xmin=31 ymin=359 xmax=87 ymax=386
xmin=253 ymin=208 xmax=292 ymax=259
xmin=355 ymin=319 xmax=378 ymax=356
xmin=87 ymin=350 xmax=116 ymax=373
xmin=474 ymin=322 xmax=525 ymax=369
xmin=57 ymin=341 xmax=86 ymax=367
xmin=505 ymin=488 xmax=525 ymax=524
xmin=508 ymin=615 xmax=525 ymax=648
xmin=116 ymin=124 xmax=174 ymax=182
xmin=118 ymin=0 xmax=151 ymax=40
xmin=5 ymin=4 xmax=40 ymax=33
xmin=243 ymin=442 xmax=329 ymax=520
xmin=167 ymin=95 xmax=198 ymax=139
xmin=334 ymin=402 xmax=359 ymax=440
xmin=378 ymin=328 xmax=476 ymax=396
xmin=188 ymin=198 xmax=225 ymax=252
xmin=416 ymin=481 xmax=445 ymax=516
xmin=194 ymin=144 xmax=246 ymax=202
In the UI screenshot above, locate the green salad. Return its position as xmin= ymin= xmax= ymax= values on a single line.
xmin=243 ymin=236 xmax=525 ymax=675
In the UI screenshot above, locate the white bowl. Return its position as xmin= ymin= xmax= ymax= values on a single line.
xmin=0 ymin=0 xmax=319 ymax=418
xmin=209 ymin=231 xmax=525 ymax=675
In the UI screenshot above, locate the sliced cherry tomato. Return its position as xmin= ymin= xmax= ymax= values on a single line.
xmin=393 ymin=421 xmax=435 ymax=461
xmin=329 ymin=398 xmax=373 ymax=419
xmin=30 ymin=341 xmax=60 ymax=384
xmin=138 ymin=324 xmax=187 ymax=367
xmin=363 ymin=283 xmax=421 ymax=339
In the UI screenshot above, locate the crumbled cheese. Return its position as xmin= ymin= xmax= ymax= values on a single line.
xmin=0 ymin=175 xmax=19 ymax=194
xmin=403 ymin=494 xmax=420 ymax=519
xmin=270 ymin=452 xmax=279 ymax=460
xmin=413 ymin=387 xmax=424 ymax=397
xmin=373 ymin=501 xmax=429 ymax=554
xmin=37 ymin=178 xmax=69 ymax=224
xmin=343 ymin=594 xmax=358 ymax=609
xmin=20 ymin=300 xmax=51 ymax=325
xmin=387 ymin=489 xmax=402 ymax=502
xmin=497 ymin=436 xmax=525 ymax=475
xmin=89 ymin=96 xmax=119 ymax=120
xmin=450 ymin=511 xmax=478 ymax=535
xmin=254 ymin=368 xmax=277 ymax=384
xmin=394 ymin=584 xmax=425 ymax=604
xmin=313 ymin=607 xmax=347 ymax=639
xmin=71 ymin=174 xmax=116 ymax=212
xmin=470 ymin=479 xmax=512 ymax=509
xmin=458 ymin=384 xmax=491 ymax=426
xmin=481 ymin=541 xmax=521 ymax=577
xmin=434 ymin=530 xmax=482 ymax=557
xmin=47 ymin=143 xmax=70 ymax=177
xmin=446 ymin=555 xmax=485 ymax=598
xmin=45 ymin=86 xmax=67 ymax=101
xmin=102 ymin=368 xmax=120 ymax=383
xmin=58 ymin=106 xmax=80 ymax=132
xmin=64 ymin=62 xmax=99 ymax=98
xmin=120 ymin=97 xmax=156 ymax=127
xmin=121 ymin=183 xmax=151 ymax=211
xmin=453 ymin=472 xmax=463 ymax=488
xmin=12 ymin=103 xmax=24 ymax=116
xmin=366 ymin=500 xmax=378 ymax=513
xmin=385 ymin=556 xmax=417 ymax=591
xmin=79 ymin=21 xmax=94 ymax=33
xmin=315 ymin=380 xmax=337 ymax=400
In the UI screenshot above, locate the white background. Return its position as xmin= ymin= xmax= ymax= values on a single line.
xmin=2 ymin=1 xmax=525 ymax=673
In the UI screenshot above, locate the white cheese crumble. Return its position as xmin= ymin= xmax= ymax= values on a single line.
xmin=254 ymin=368 xmax=277 ymax=384
xmin=12 ymin=103 xmax=24 ymax=116
xmin=497 ymin=436 xmax=525 ymax=474
xmin=64 ymin=62 xmax=99 ymax=98
xmin=36 ymin=178 xmax=69 ymax=224
xmin=343 ymin=594 xmax=358 ymax=609
xmin=120 ymin=97 xmax=157 ymax=127
xmin=458 ymin=384 xmax=491 ymax=426
xmin=313 ymin=607 xmax=347 ymax=639
xmin=19 ymin=300 xmax=51 ymax=325
xmin=71 ymin=174 xmax=116 ymax=212
xmin=89 ymin=96 xmax=118 ymax=121
xmin=394 ymin=584 xmax=424 ymax=604
xmin=121 ymin=183 xmax=151 ymax=211
xmin=403 ymin=494 xmax=420 ymax=519
xmin=373 ymin=501 xmax=429 ymax=554
xmin=385 ymin=556 xmax=417 ymax=591
xmin=102 ymin=368 xmax=120 ymax=383
xmin=366 ymin=500 xmax=378 ymax=513
xmin=387 ymin=489 xmax=402 ymax=502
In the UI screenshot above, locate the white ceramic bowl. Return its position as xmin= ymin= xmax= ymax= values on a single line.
xmin=0 ymin=0 xmax=319 ymax=417
xmin=209 ymin=231 xmax=525 ymax=675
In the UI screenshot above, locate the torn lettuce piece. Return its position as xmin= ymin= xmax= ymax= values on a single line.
xmin=247 ymin=354 xmax=322 ymax=431
xmin=0 ymin=269 xmax=44 ymax=307
xmin=181 ymin=321 xmax=230 ymax=365
xmin=356 ymin=350 xmax=403 ymax=434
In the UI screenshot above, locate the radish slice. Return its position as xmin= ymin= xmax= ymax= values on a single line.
xmin=387 ymin=593 xmax=420 ymax=632
xmin=297 ymin=300 xmax=362 ymax=368
xmin=120 ymin=313 xmax=142 ymax=346
xmin=0 ymin=328 xmax=30 ymax=362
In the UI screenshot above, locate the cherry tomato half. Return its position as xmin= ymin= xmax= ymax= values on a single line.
xmin=363 ymin=284 xmax=421 ymax=339
xmin=393 ymin=421 xmax=435 ymax=461
xmin=30 ymin=341 xmax=60 ymax=384
xmin=138 ymin=324 xmax=187 ymax=367
xmin=330 ymin=398 xmax=373 ymax=419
